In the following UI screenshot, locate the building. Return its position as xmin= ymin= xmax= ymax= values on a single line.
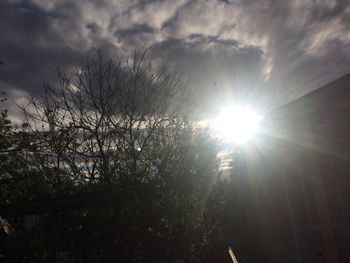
xmin=231 ymin=74 xmax=350 ymax=263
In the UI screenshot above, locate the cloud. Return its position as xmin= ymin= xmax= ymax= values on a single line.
xmin=0 ymin=1 xmax=85 ymax=97
xmin=149 ymin=34 xmax=265 ymax=114
xmin=0 ymin=0 xmax=350 ymax=118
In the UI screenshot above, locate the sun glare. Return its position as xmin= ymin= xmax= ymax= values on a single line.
xmin=214 ymin=105 xmax=262 ymax=145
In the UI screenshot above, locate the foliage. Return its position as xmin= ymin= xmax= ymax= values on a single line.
xmin=0 ymin=52 xmax=229 ymax=262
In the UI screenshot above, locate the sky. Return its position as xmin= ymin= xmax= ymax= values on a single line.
xmin=1 ymin=0 xmax=350 ymax=120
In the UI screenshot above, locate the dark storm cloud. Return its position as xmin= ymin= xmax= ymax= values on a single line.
xmin=115 ymin=23 xmax=155 ymax=39
xmin=114 ymin=23 xmax=156 ymax=46
xmin=0 ymin=0 xmax=350 ymax=119
xmin=0 ymin=0 xmax=85 ymax=97
xmin=185 ymin=34 xmax=241 ymax=49
xmin=86 ymin=22 xmax=100 ymax=34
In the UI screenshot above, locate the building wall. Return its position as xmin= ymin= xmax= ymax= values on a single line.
xmin=233 ymin=74 xmax=350 ymax=262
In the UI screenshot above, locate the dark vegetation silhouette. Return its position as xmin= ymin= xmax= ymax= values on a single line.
xmin=0 ymin=52 xmax=232 ymax=262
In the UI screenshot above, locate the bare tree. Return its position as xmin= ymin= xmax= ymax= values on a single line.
xmin=0 ymin=51 xmax=226 ymax=263
xmin=21 ymin=50 xmax=191 ymax=188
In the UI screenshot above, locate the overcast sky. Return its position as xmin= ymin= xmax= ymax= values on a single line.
xmin=1 ymin=0 xmax=350 ymax=119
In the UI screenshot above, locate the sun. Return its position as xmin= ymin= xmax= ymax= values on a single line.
xmin=213 ymin=105 xmax=262 ymax=145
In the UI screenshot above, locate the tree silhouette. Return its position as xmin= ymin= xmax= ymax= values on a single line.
xmin=0 ymin=51 xmax=229 ymax=262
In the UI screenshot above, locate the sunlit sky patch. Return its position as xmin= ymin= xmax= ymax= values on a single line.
xmin=213 ymin=105 xmax=262 ymax=145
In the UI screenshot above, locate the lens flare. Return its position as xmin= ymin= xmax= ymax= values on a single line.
xmin=214 ymin=105 xmax=262 ymax=144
